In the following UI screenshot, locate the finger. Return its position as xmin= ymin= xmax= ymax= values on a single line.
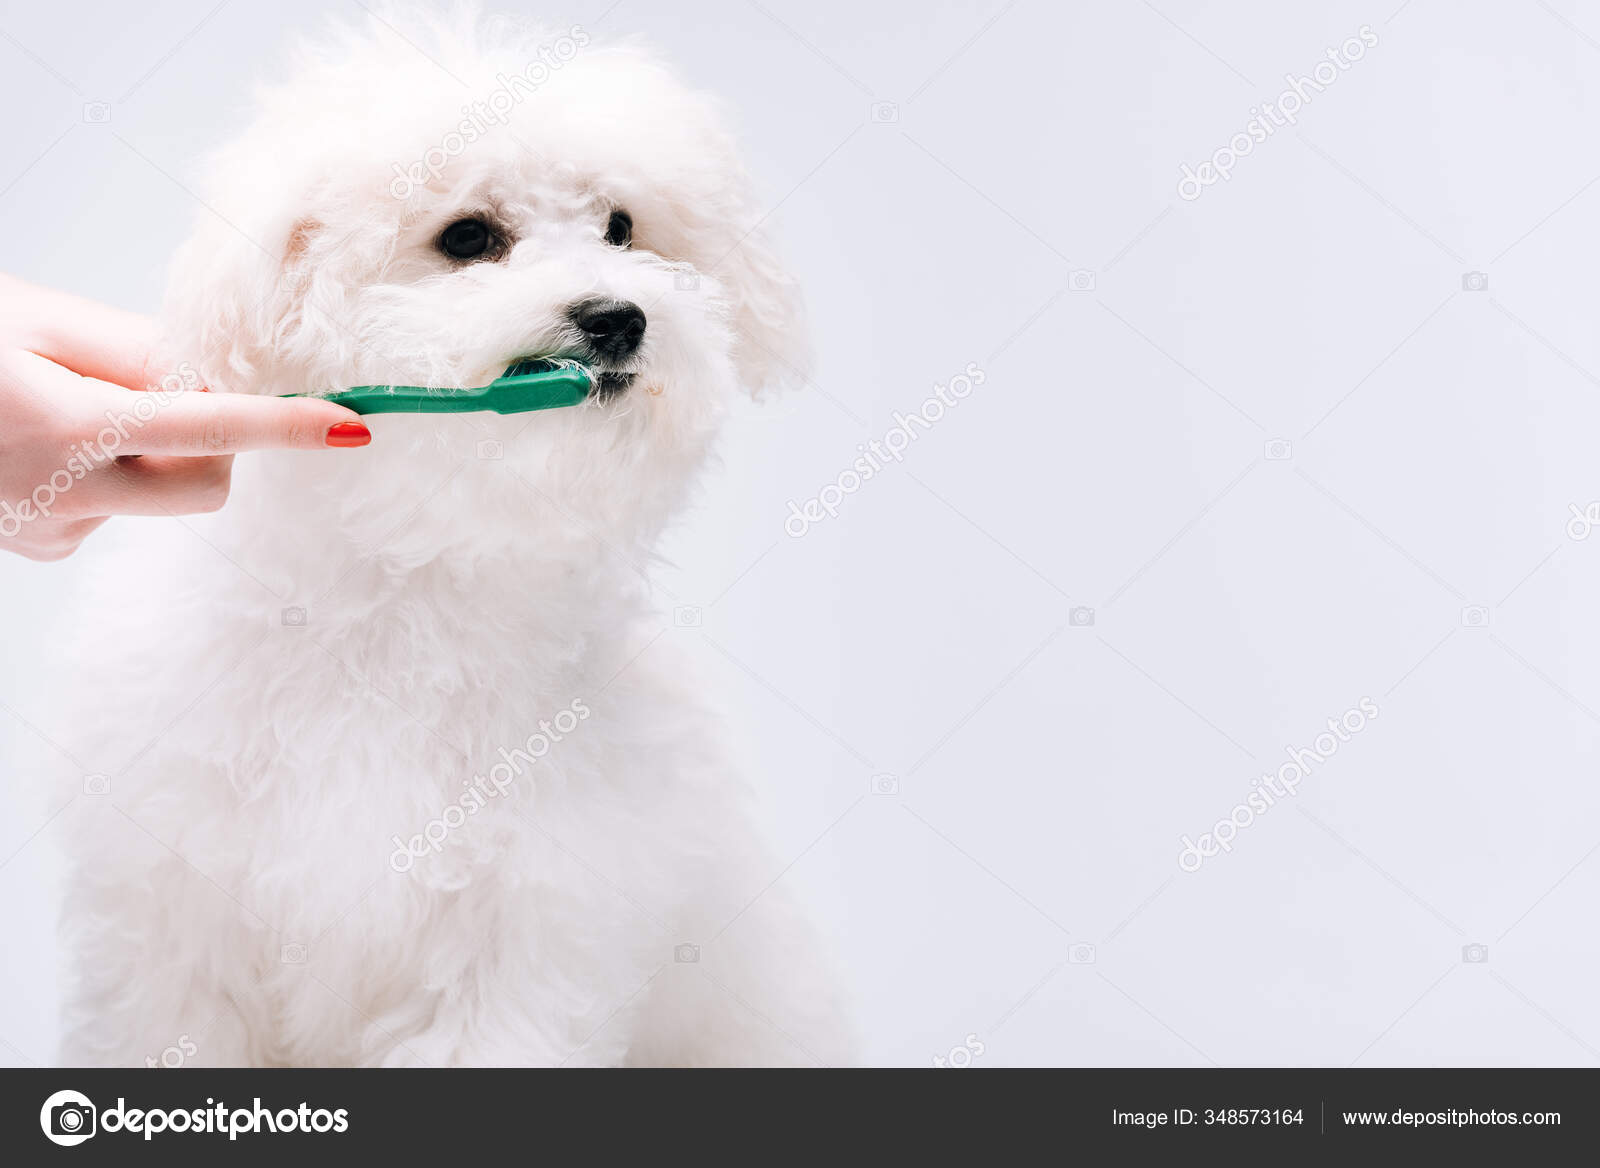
xmin=65 ymin=455 xmax=235 ymax=518
xmin=2 ymin=274 xmax=160 ymax=391
xmin=11 ymin=347 xmax=366 ymax=455
xmin=113 ymin=391 xmax=370 ymax=455
xmin=59 ymin=515 xmax=108 ymax=545
xmin=5 ymin=348 xmax=369 ymax=454
xmin=2 ymin=516 xmax=107 ymax=562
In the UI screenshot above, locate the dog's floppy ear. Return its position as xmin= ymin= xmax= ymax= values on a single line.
xmin=715 ymin=212 xmax=811 ymax=397
xmin=163 ymin=203 xmax=304 ymax=394
xmin=163 ymin=177 xmax=381 ymax=396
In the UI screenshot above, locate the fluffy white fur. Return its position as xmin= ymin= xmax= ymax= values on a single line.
xmin=54 ymin=8 xmax=852 ymax=1067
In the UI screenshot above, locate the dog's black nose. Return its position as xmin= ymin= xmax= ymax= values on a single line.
xmin=569 ymin=298 xmax=646 ymax=359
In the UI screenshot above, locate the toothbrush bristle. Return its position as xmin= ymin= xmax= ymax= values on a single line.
xmin=502 ymin=357 xmax=594 ymax=385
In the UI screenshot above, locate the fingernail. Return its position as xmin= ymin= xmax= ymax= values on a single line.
xmin=325 ymin=421 xmax=371 ymax=448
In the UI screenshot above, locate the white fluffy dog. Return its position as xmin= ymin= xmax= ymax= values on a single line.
xmin=54 ymin=8 xmax=852 ymax=1067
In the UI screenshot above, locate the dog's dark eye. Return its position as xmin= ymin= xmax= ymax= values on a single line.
xmin=604 ymin=210 xmax=632 ymax=248
xmin=438 ymin=217 xmax=496 ymax=261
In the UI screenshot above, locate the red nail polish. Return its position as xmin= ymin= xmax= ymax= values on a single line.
xmin=325 ymin=421 xmax=371 ymax=448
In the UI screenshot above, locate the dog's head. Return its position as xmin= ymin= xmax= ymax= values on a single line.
xmin=164 ymin=9 xmax=805 ymax=541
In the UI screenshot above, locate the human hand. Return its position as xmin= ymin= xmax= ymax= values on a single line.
xmin=0 ymin=274 xmax=370 ymax=561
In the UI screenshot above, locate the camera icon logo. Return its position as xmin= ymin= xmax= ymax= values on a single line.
xmin=82 ymin=101 xmax=111 ymax=124
xmin=1069 ymin=606 xmax=1096 ymax=628
xmin=1460 ymin=605 xmax=1490 ymax=628
xmin=1461 ymin=942 xmax=1489 ymax=964
xmin=281 ymin=606 xmax=308 ymax=627
xmin=40 ymin=1089 xmax=97 ymax=1146
xmin=1264 ymin=438 xmax=1293 ymax=461
xmin=674 ymin=272 xmax=701 ymax=292
xmin=674 ymin=943 xmax=700 ymax=963
xmin=871 ymin=773 xmax=900 ymax=795
xmin=280 ymin=942 xmax=308 ymax=964
xmin=869 ymin=101 xmax=899 ymax=123
xmin=1068 ymin=943 xmax=1097 ymax=965
xmin=1461 ymin=271 xmax=1489 ymax=292
xmin=1068 ymin=270 xmax=1096 ymax=292
xmin=476 ymin=439 xmax=504 ymax=460
xmin=83 ymin=773 xmax=111 ymax=796
xmin=673 ymin=606 xmax=702 ymax=628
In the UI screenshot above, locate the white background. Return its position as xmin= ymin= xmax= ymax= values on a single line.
xmin=4 ymin=0 xmax=1600 ymax=1067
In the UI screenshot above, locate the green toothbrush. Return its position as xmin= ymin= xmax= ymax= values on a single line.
xmin=282 ymin=358 xmax=594 ymax=415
